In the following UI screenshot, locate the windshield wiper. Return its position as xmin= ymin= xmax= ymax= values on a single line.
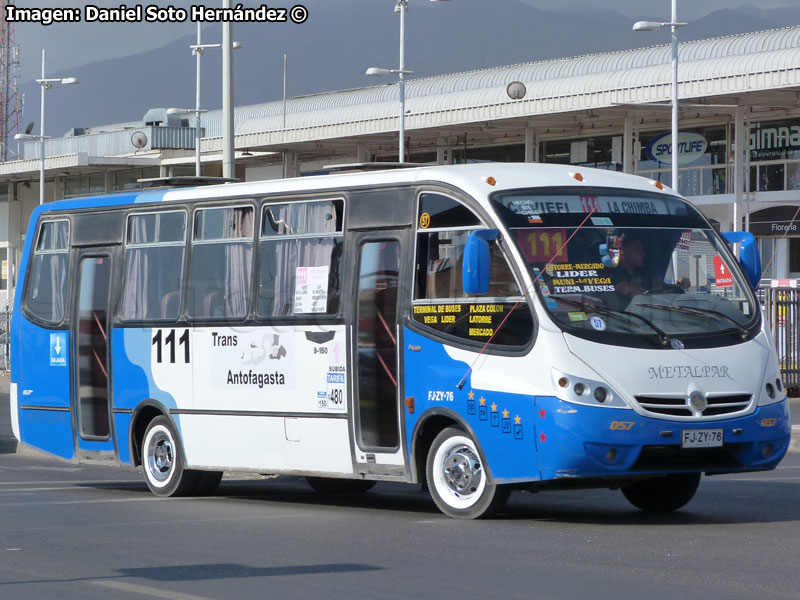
xmin=633 ymin=302 xmax=749 ymax=339
xmin=548 ymin=295 xmax=672 ymax=346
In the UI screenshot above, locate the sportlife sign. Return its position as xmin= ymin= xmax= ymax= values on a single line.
xmin=645 ymin=131 xmax=708 ymax=167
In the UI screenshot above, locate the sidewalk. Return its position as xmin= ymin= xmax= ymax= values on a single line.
xmin=0 ymin=371 xmax=15 ymax=453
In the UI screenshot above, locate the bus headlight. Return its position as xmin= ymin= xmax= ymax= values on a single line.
xmin=759 ymin=372 xmax=785 ymax=406
xmin=551 ymin=370 xmax=630 ymax=409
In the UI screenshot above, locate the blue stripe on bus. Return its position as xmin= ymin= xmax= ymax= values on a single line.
xmin=403 ymin=327 xmax=540 ymax=483
xmin=112 ymin=328 xmax=178 ymax=412
xmin=112 ymin=327 xmax=179 ymax=465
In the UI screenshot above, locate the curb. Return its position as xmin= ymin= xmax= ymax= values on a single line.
xmin=791 ymin=426 xmax=800 ymax=454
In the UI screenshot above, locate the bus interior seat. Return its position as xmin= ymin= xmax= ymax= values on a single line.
xmin=203 ymin=290 xmax=224 ymax=318
xmin=161 ymin=290 xmax=180 ymax=319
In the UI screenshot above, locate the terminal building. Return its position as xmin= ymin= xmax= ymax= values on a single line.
xmin=1 ymin=25 xmax=800 ymax=305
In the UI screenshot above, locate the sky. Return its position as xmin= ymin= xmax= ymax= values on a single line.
xmin=11 ymin=0 xmax=797 ymax=84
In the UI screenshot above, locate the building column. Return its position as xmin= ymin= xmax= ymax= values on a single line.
xmin=104 ymin=171 xmax=113 ymax=193
xmin=525 ymin=126 xmax=538 ymax=163
xmin=623 ymin=116 xmax=635 ymax=174
xmin=7 ymin=183 xmax=18 ymax=290
xmin=54 ymin=177 xmax=64 ymax=201
xmin=356 ymin=144 xmax=368 ymax=164
xmin=733 ymin=105 xmax=748 ymax=232
xmin=283 ymin=151 xmax=298 ymax=178
xmin=436 ymin=136 xmax=450 ymax=165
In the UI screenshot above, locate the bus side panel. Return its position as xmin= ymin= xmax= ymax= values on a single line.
xmin=403 ymin=327 xmax=540 ymax=483
xmin=111 ymin=327 xmax=183 ymax=465
xmin=179 ymin=415 xmax=354 ymax=473
xmin=181 ymin=325 xmax=352 ymax=474
xmin=17 ymin=322 xmax=74 ymax=459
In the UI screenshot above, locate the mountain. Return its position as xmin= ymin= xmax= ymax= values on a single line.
xmin=14 ymin=0 xmax=800 ymax=138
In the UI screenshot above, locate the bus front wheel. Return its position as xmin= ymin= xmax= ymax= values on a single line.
xmin=621 ymin=473 xmax=701 ymax=512
xmin=426 ymin=427 xmax=509 ymax=519
xmin=141 ymin=416 xmax=199 ymax=497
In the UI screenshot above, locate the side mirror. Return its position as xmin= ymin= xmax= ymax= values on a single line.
xmin=722 ymin=231 xmax=761 ymax=290
xmin=462 ymin=229 xmax=499 ymax=295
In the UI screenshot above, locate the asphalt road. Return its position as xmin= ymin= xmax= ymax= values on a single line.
xmin=0 ymin=449 xmax=799 ymax=600
xmin=1 ymin=382 xmax=800 ymax=600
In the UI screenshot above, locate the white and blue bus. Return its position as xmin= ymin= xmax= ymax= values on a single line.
xmin=9 ymin=163 xmax=791 ymax=518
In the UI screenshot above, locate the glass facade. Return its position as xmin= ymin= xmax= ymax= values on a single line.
xmin=748 ymin=118 xmax=800 ymax=192
xmin=638 ymin=127 xmax=727 ymax=197
xmin=542 ymin=136 xmax=622 ymax=171
xmin=63 ymin=166 xmax=195 ymax=198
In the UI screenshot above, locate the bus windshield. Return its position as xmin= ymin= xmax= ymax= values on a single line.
xmin=491 ymin=188 xmax=760 ymax=347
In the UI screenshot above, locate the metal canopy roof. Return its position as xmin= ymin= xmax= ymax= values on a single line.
xmin=192 ymin=26 xmax=800 ymax=149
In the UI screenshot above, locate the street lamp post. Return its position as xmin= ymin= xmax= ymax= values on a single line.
xmin=633 ymin=0 xmax=687 ymax=192
xmin=367 ymin=0 xmax=451 ymax=163
xmin=15 ymin=49 xmax=79 ymax=205
xmin=186 ymin=26 xmax=241 ymax=177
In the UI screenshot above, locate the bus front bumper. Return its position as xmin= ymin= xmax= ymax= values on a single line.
xmin=533 ymin=396 xmax=791 ymax=481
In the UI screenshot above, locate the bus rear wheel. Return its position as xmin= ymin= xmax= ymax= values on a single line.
xmin=426 ymin=427 xmax=509 ymax=519
xmin=621 ymin=473 xmax=701 ymax=512
xmin=141 ymin=416 xmax=198 ymax=497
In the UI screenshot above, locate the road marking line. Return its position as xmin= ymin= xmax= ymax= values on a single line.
xmin=92 ymin=580 xmax=214 ymax=600
xmin=0 ymin=497 xmax=166 ymax=506
xmin=713 ymin=477 xmax=800 ymax=482
xmin=0 ymin=486 xmax=129 ymax=492
xmin=0 ymin=480 xmax=142 ymax=486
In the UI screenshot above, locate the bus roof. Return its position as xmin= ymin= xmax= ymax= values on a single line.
xmin=34 ymin=162 xmax=677 ymax=216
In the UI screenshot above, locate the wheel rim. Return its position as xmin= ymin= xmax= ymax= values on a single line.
xmin=144 ymin=425 xmax=175 ymax=488
xmin=432 ymin=435 xmax=486 ymax=509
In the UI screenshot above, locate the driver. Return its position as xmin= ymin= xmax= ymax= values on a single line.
xmin=614 ymin=235 xmax=648 ymax=300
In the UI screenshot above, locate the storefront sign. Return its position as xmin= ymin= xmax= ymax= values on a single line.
xmin=770 ymin=279 xmax=798 ymax=288
xmin=747 ymin=206 xmax=800 ymax=236
xmin=645 ymin=131 xmax=708 ymax=166
xmin=750 ymin=120 xmax=800 ymax=161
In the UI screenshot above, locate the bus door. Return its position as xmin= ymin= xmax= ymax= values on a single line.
xmin=71 ymin=248 xmax=116 ymax=461
xmin=350 ymin=231 xmax=409 ymax=477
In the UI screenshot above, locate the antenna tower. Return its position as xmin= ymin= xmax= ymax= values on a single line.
xmin=0 ymin=0 xmax=21 ymax=161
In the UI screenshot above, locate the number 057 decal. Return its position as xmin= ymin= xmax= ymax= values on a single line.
xmin=152 ymin=329 xmax=190 ymax=364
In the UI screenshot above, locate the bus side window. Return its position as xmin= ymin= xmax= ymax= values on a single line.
xmin=24 ymin=220 xmax=70 ymax=324
xmin=412 ymin=194 xmax=532 ymax=347
xmin=188 ymin=206 xmax=254 ymax=320
xmin=257 ymin=199 xmax=344 ymax=318
xmin=121 ymin=211 xmax=187 ymax=321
